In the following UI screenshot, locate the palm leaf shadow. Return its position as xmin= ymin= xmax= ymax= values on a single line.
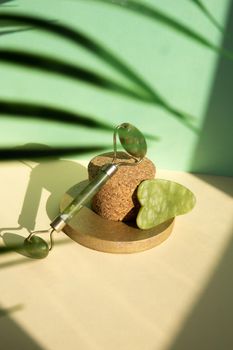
xmin=0 ymin=28 xmax=33 ymax=37
xmin=0 ymin=0 xmax=15 ymax=4
xmin=0 ymin=98 xmax=115 ymax=160
xmin=0 ymin=100 xmax=113 ymax=159
xmin=0 ymin=13 xmax=198 ymax=130
xmin=0 ymin=145 xmax=112 ymax=160
xmin=0 ymin=304 xmax=23 ymax=318
xmin=85 ymin=0 xmax=233 ymax=59
xmin=0 ymin=99 xmax=159 ymax=141
xmin=0 ymin=48 xmax=150 ymax=100
xmin=0 ymin=245 xmax=26 ymax=253
xmin=0 ymin=99 xmax=114 ymax=131
xmin=190 ymin=0 xmax=223 ymax=31
xmin=0 ymin=238 xmax=72 ymax=263
xmin=0 ymin=12 xmax=166 ymax=99
xmin=0 ymin=48 xmax=198 ymax=131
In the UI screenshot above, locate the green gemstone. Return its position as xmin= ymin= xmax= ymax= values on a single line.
xmin=136 ymin=179 xmax=196 ymax=229
xmin=118 ymin=123 xmax=147 ymax=159
xmin=24 ymin=236 xmax=49 ymax=259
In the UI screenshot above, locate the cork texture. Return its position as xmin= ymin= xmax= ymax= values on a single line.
xmin=88 ymin=152 xmax=156 ymax=222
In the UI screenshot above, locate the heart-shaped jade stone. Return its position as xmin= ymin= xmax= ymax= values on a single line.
xmin=136 ymin=179 xmax=196 ymax=229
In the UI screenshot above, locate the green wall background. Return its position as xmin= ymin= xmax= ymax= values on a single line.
xmin=0 ymin=0 xmax=232 ymax=175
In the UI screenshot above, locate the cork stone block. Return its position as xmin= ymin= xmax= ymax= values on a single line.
xmin=88 ymin=152 xmax=156 ymax=222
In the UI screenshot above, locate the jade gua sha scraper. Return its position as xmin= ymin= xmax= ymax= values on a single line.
xmin=136 ymin=179 xmax=196 ymax=229
xmin=24 ymin=123 xmax=147 ymax=257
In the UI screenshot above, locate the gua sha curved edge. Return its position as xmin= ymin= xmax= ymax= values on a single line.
xmin=136 ymin=179 xmax=196 ymax=230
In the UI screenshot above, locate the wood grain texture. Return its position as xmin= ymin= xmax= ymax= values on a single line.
xmin=60 ymin=181 xmax=174 ymax=254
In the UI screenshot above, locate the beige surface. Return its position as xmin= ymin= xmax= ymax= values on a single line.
xmin=0 ymin=159 xmax=233 ymax=350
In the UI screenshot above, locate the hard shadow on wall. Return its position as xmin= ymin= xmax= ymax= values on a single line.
xmin=190 ymin=0 xmax=233 ymax=179
xmin=166 ymin=5 xmax=233 ymax=349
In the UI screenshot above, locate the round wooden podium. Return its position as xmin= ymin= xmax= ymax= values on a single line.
xmin=60 ymin=181 xmax=174 ymax=254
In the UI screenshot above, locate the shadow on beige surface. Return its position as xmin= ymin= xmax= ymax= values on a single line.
xmin=169 ymin=4 xmax=233 ymax=344
xmin=1 ymin=143 xmax=87 ymax=257
xmin=18 ymin=157 xmax=87 ymax=229
xmin=2 ymin=232 xmax=32 ymax=258
xmin=168 ymin=222 xmax=233 ymax=350
xmin=171 ymin=3 xmax=233 ymax=342
xmin=192 ymin=174 xmax=233 ymax=198
xmin=0 ymin=305 xmax=44 ymax=350
xmin=0 ymin=237 xmax=73 ymax=269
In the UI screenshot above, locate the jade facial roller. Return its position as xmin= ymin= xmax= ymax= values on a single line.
xmin=24 ymin=122 xmax=147 ymax=255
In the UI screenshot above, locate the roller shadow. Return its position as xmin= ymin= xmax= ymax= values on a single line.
xmin=1 ymin=143 xmax=88 ymax=255
xmin=1 ymin=232 xmax=31 ymax=258
xmin=17 ymin=144 xmax=88 ymax=228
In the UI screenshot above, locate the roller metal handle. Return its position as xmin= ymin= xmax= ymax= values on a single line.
xmin=50 ymin=163 xmax=118 ymax=232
